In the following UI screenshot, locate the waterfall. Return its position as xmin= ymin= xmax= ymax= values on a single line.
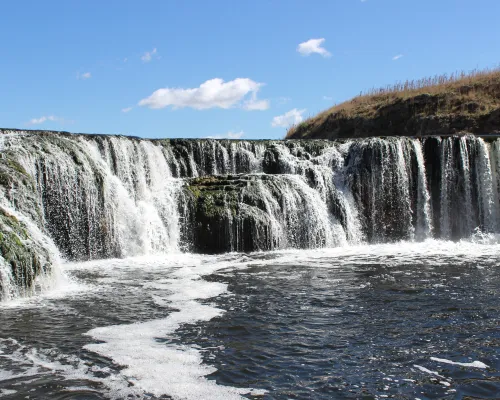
xmin=459 ymin=137 xmax=475 ymax=235
xmin=345 ymin=138 xmax=424 ymax=242
xmin=2 ymin=130 xmax=500 ymax=300
xmin=439 ymin=138 xmax=455 ymax=239
xmin=412 ymin=140 xmax=433 ymax=239
xmin=475 ymin=139 xmax=496 ymax=232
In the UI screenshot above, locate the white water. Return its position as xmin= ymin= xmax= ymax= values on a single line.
xmin=2 ymin=133 xmax=500 ymax=301
xmin=82 ymin=255 xmax=266 ymax=400
xmin=430 ymin=357 xmax=489 ymax=369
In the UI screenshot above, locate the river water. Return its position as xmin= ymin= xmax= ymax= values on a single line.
xmin=1 ymin=239 xmax=500 ymax=399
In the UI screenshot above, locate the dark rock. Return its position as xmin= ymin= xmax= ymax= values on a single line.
xmin=181 ymin=175 xmax=283 ymax=253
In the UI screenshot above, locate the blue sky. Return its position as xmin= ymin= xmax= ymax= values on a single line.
xmin=1 ymin=0 xmax=499 ymax=139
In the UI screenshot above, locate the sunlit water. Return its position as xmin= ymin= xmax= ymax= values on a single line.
xmin=1 ymin=240 xmax=500 ymax=399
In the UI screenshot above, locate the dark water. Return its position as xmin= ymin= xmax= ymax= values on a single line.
xmin=1 ymin=241 xmax=500 ymax=399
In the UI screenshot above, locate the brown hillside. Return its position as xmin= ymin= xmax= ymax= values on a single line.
xmin=286 ymin=68 xmax=500 ymax=139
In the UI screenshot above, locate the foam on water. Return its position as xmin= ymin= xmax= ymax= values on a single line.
xmin=412 ymin=365 xmax=446 ymax=379
xmin=0 ymin=337 xmax=140 ymax=398
xmin=230 ymin=237 xmax=500 ymax=270
xmin=430 ymin=357 xmax=489 ymax=369
xmin=75 ymin=254 xmax=266 ymax=399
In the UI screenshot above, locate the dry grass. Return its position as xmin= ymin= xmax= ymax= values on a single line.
xmin=287 ymin=66 xmax=500 ymax=138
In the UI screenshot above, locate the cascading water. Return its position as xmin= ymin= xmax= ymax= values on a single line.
xmin=412 ymin=139 xmax=433 ymax=239
xmin=2 ymin=129 xmax=500 ymax=300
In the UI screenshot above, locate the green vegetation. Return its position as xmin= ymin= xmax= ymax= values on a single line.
xmin=287 ymin=67 xmax=500 ymax=139
xmin=185 ymin=176 xmax=244 ymax=218
xmin=0 ymin=207 xmax=48 ymax=296
xmin=0 ymin=151 xmax=52 ymax=298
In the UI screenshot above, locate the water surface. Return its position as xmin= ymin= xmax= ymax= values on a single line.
xmin=1 ymin=241 xmax=500 ymax=399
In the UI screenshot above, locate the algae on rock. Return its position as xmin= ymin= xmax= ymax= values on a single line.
xmin=0 ymin=151 xmax=53 ymax=300
xmin=0 ymin=207 xmax=51 ymax=299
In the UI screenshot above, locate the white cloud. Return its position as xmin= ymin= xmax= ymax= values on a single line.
xmin=392 ymin=54 xmax=403 ymax=60
xmin=205 ymin=130 xmax=244 ymax=139
xmin=122 ymin=107 xmax=133 ymax=113
xmin=243 ymin=92 xmax=270 ymax=110
xmin=139 ymin=78 xmax=268 ymax=110
xmin=141 ymin=48 xmax=158 ymax=62
xmin=77 ymin=72 xmax=91 ymax=80
xmin=297 ymin=38 xmax=331 ymax=57
xmin=27 ymin=115 xmax=60 ymax=125
xmin=323 ymin=95 xmax=333 ymax=101
xmin=271 ymin=108 xmax=306 ymax=128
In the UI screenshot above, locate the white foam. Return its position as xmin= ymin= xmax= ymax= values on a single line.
xmin=413 ymin=365 xmax=445 ymax=379
xmin=0 ymin=338 xmax=141 ymax=398
xmin=430 ymin=357 xmax=489 ymax=369
xmin=83 ymin=255 xmax=266 ymax=399
xmin=0 ymin=389 xmax=17 ymax=397
xmin=0 ymin=268 xmax=86 ymax=310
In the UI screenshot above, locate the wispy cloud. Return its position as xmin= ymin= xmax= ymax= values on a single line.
xmin=243 ymin=93 xmax=270 ymax=110
xmin=205 ymin=130 xmax=244 ymax=139
xmin=139 ymin=78 xmax=269 ymax=111
xmin=77 ymin=72 xmax=91 ymax=80
xmin=121 ymin=107 xmax=133 ymax=113
xmin=297 ymin=38 xmax=331 ymax=57
xmin=392 ymin=54 xmax=404 ymax=61
xmin=271 ymin=108 xmax=306 ymax=128
xmin=323 ymin=95 xmax=333 ymax=101
xmin=141 ymin=48 xmax=158 ymax=63
xmin=27 ymin=115 xmax=64 ymax=125
xmin=278 ymin=96 xmax=292 ymax=105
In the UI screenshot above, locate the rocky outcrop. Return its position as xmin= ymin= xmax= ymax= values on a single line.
xmin=0 ymin=153 xmax=53 ymax=298
xmin=0 ymin=207 xmax=51 ymax=299
xmin=0 ymin=148 xmax=55 ymax=299
xmin=180 ymin=175 xmax=278 ymax=253
xmin=180 ymin=168 xmax=349 ymax=254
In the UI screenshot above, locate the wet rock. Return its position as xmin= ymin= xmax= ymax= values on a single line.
xmin=181 ymin=175 xmax=277 ymax=253
xmin=0 ymin=153 xmax=52 ymax=299
xmin=0 ymin=207 xmax=51 ymax=299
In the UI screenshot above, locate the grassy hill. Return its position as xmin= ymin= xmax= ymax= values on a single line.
xmin=286 ymin=68 xmax=500 ymax=139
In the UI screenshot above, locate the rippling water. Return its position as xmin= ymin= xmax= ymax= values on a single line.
xmin=1 ymin=240 xmax=500 ymax=399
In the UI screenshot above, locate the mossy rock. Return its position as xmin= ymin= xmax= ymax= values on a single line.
xmin=0 ymin=207 xmax=51 ymax=299
xmin=180 ymin=175 xmax=282 ymax=253
xmin=0 ymin=152 xmax=44 ymax=226
xmin=0 ymin=151 xmax=51 ymax=299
